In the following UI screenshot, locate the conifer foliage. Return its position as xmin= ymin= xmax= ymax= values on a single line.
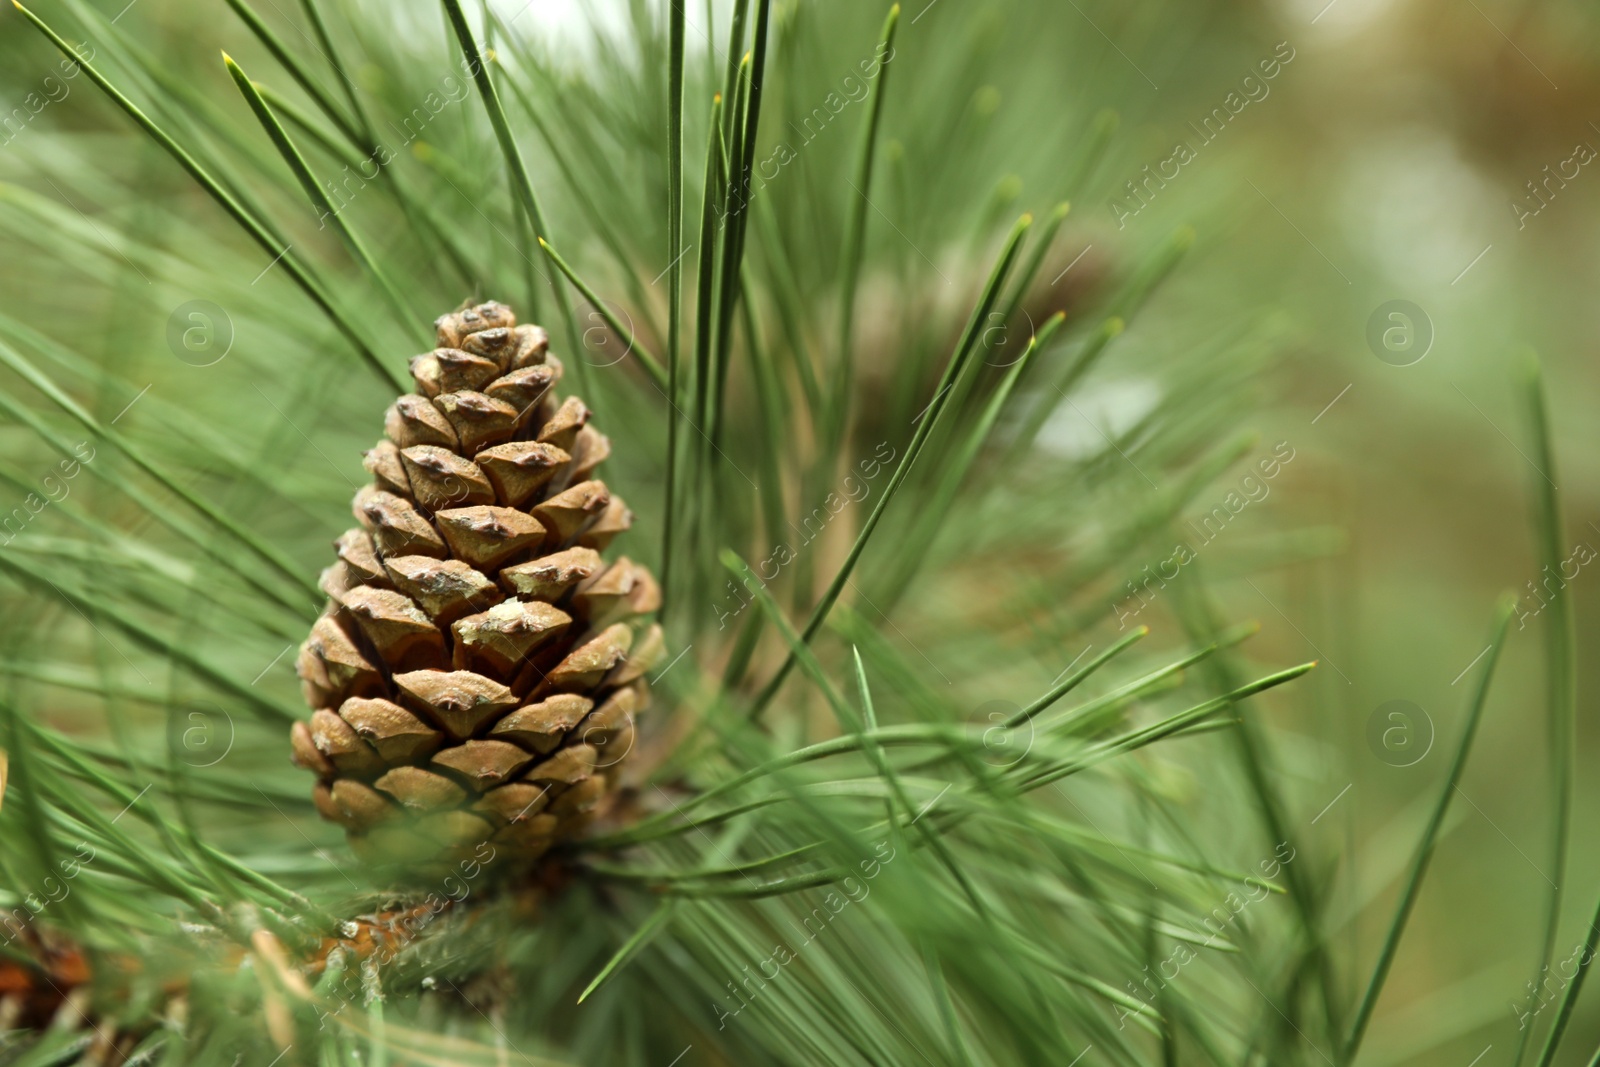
xmin=0 ymin=1 xmax=1551 ymax=1065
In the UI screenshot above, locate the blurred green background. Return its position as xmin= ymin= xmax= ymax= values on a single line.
xmin=1105 ymin=1 xmax=1600 ymax=1063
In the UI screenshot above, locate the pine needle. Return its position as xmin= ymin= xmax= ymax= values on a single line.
xmin=1343 ymin=596 xmax=1516 ymax=1063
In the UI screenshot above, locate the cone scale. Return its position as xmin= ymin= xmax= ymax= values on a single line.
xmin=290 ymin=301 xmax=662 ymax=870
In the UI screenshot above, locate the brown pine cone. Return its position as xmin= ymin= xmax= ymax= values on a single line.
xmin=289 ymin=301 xmax=663 ymax=873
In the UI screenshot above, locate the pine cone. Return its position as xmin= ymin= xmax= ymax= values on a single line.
xmin=290 ymin=301 xmax=662 ymax=872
